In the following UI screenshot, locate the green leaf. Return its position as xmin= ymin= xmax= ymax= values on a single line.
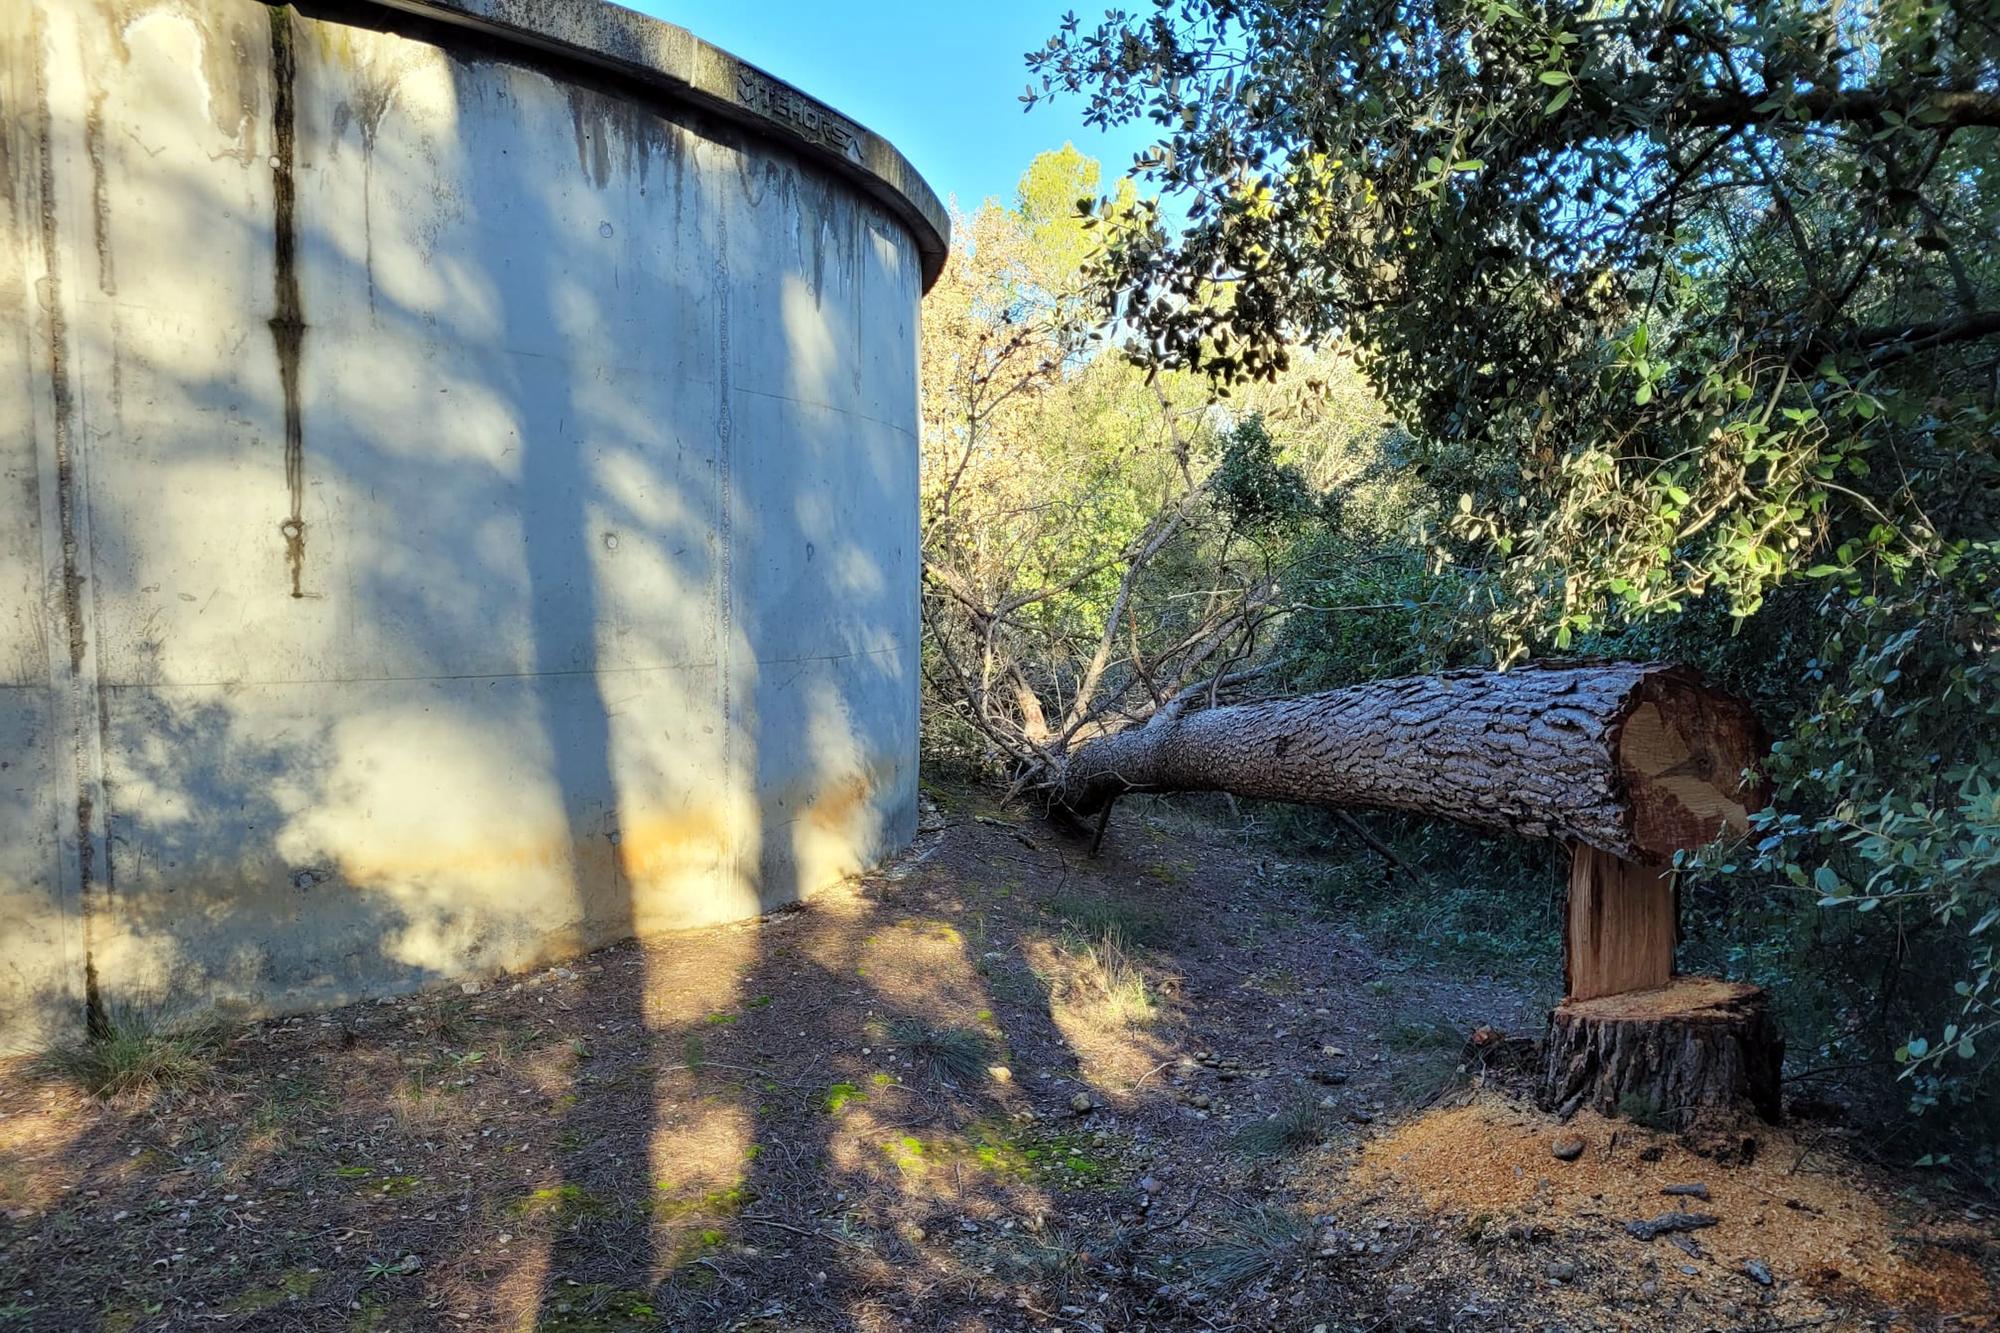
xmin=1544 ymin=84 xmax=1574 ymax=113
xmin=1538 ymin=70 xmax=1570 ymax=85
xmin=1452 ymin=159 xmax=1485 ymax=172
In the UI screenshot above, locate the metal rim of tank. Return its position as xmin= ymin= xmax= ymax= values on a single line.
xmin=350 ymin=0 xmax=951 ymax=288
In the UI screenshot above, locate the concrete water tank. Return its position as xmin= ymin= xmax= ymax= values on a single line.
xmin=0 ymin=0 xmax=946 ymax=1047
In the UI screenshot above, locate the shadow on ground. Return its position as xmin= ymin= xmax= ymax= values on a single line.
xmin=1 ymin=787 xmax=1992 ymax=1333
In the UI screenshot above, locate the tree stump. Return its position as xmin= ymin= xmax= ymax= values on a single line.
xmin=1539 ymin=977 xmax=1784 ymax=1131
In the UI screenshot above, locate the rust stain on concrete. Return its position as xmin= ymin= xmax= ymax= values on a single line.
xmin=266 ymin=6 xmax=308 ymax=599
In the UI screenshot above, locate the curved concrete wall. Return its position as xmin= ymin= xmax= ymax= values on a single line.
xmin=0 ymin=0 xmax=943 ymax=1047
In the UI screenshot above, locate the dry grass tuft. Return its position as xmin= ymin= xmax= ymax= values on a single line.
xmin=40 ymin=1005 xmax=226 ymax=1100
xmin=1072 ymin=929 xmax=1158 ymax=1025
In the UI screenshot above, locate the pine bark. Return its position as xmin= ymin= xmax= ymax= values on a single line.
xmin=1053 ymin=661 xmax=1766 ymax=864
xmin=1539 ymin=978 xmax=1784 ymax=1132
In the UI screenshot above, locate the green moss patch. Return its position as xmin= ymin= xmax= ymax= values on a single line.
xmin=509 ymin=1183 xmax=608 ymax=1218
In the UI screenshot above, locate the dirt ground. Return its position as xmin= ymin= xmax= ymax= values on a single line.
xmin=2 ymin=783 xmax=1994 ymax=1332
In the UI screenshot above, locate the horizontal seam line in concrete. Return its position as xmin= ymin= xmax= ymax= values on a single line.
xmin=76 ymin=313 xmax=919 ymax=441
xmin=94 ymin=644 xmax=904 ymax=690
xmin=733 ymin=386 xmax=918 ymax=439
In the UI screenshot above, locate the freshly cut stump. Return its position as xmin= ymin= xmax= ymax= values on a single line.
xmin=1539 ymin=977 xmax=1783 ymax=1129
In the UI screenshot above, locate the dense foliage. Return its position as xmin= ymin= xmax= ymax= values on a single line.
xmin=920 ymin=149 xmax=1400 ymax=786
xmin=1016 ymin=0 xmax=1998 ymax=1167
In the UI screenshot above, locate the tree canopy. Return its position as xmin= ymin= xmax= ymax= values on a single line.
xmin=1032 ymin=0 xmax=1996 ymax=622
xmin=1017 ymin=1 xmax=1999 ymax=1149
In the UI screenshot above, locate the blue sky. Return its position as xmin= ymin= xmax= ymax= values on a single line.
xmin=629 ymin=1 xmax=1163 ymax=215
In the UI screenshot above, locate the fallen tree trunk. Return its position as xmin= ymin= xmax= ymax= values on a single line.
xmin=1053 ymin=659 xmax=1785 ymax=1135
xmin=1052 ymin=661 xmax=1766 ymax=865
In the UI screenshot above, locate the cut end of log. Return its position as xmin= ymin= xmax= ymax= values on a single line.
xmin=1540 ymin=976 xmax=1784 ymax=1131
xmin=1613 ymin=669 xmax=1769 ymax=863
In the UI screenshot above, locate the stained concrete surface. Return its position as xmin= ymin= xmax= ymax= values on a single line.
xmin=0 ymin=0 xmax=942 ymax=1048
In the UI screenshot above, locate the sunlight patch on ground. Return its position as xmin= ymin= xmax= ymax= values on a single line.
xmin=1020 ymin=933 xmax=1180 ymax=1095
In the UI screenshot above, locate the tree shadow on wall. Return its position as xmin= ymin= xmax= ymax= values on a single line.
xmin=0 ymin=0 xmax=969 ymax=1327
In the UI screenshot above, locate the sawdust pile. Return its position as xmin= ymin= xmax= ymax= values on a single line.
xmin=1344 ymin=1098 xmax=1992 ymax=1320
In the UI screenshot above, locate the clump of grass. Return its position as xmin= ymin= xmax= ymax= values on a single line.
xmin=1048 ymin=893 xmax=1174 ymax=948
xmin=1386 ymin=1048 xmax=1469 ymax=1109
xmin=1376 ymin=1011 xmax=1472 ymax=1107
xmin=1386 ymin=1012 xmax=1464 ymax=1052
xmin=1075 ymin=929 xmax=1157 ymax=1025
xmin=1232 ymin=1093 xmax=1336 ymax=1157
xmin=1183 ymin=1207 xmax=1309 ymax=1292
xmin=887 ymin=1018 xmax=993 ymax=1087
xmin=414 ymin=993 xmax=472 ymax=1044
xmin=1001 ymin=1226 xmax=1093 ymax=1292
xmin=40 ymin=1005 xmax=225 ymax=1099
